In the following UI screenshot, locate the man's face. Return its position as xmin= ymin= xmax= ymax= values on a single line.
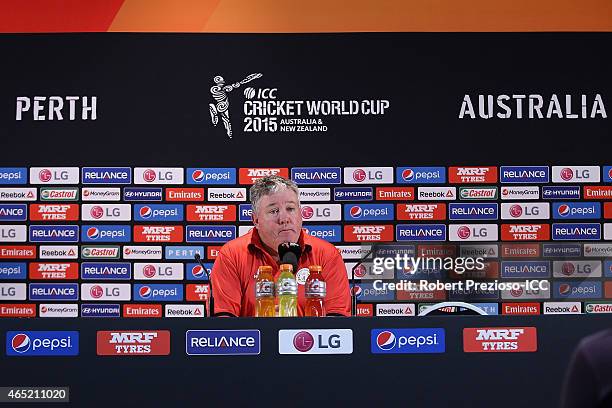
xmin=252 ymin=188 xmax=302 ymax=253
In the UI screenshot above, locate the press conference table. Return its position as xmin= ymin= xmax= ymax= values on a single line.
xmin=0 ymin=315 xmax=609 ymax=407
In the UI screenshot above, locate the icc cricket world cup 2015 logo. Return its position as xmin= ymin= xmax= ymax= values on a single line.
xmin=209 ymin=73 xmax=262 ymax=138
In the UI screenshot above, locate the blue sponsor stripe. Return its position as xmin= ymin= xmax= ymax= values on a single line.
xmin=165 ymin=246 xmax=205 ymax=260
xmin=500 ymin=166 xmax=549 ymax=183
xmin=553 ymin=281 xmax=602 ymax=299
xmin=28 ymin=225 xmax=79 ymax=243
xmin=81 ymin=167 xmax=132 ymax=184
xmin=0 ymin=204 xmax=27 ymax=221
xmin=396 ymin=224 xmax=446 ymax=241
xmin=354 ymin=282 xmax=394 ymax=301
xmin=80 ymin=304 xmax=120 ymax=317
xmin=6 ymin=331 xmax=79 ymax=356
xmin=343 ymin=204 xmax=394 ymax=221
xmin=333 ymin=187 xmax=373 ymax=201
xmin=552 ymin=223 xmax=601 ymax=240
xmin=187 ymin=168 xmax=236 ymax=185
xmin=133 ymin=204 xmax=184 ymax=221
xmin=448 ymin=203 xmax=498 ymax=220
xmin=133 ymin=284 xmax=183 ymax=301
xmin=238 ymin=204 xmax=253 ymax=221
xmin=604 ymin=261 xmax=612 ymax=277
xmin=0 ymin=168 xmax=27 ymax=185
xmin=186 ymin=330 xmax=261 ymax=355
xmin=185 ymin=226 xmax=236 ymax=243
xmin=291 ymin=167 xmax=342 ymax=185
xmin=396 ymin=167 xmax=445 ymax=184
xmin=542 ymin=186 xmax=581 ymax=200
xmin=29 ymin=283 xmax=79 ymax=301
xmin=552 ymin=202 xmax=601 ymax=219
xmin=81 ymin=263 xmax=132 ymax=280
xmin=303 ymin=225 xmax=342 ymax=242
xmin=123 ymin=188 xmax=163 ymax=201
xmin=501 ymin=261 xmax=551 ymax=278
xmin=185 ymin=262 xmax=213 ymax=280
xmin=371 ymin=328 xmax=445 ymax=354
xmin=0 ymin=263 xmax=27 ymax=279
xmin=603 ymin=166 xmax=612 ymax=182
xmin=81 ymin=225 xmax=131 ymax=243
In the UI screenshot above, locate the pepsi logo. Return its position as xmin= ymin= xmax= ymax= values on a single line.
xmin=401 ymin=169 xmax=415 ymax=181
xmin=11 ymin=333 xmax=31 ymax=353
xmin=350 ymin=206 xmax=362 ymax=218
xmin=90 ymin=206 xmax=104 ymax=219
xmin=293 ymin=331 xmax=315 ymax=352
xmin=510 ymin=287 xmax=523 ymax=297
xmin=139 ymin=206 xmax=152 ymax=218
xmin=560 ymin=168 xmax=574 ymax=181
xmin=608 ymin=168 xmax=612 ymax=180
xmin=90 ymin=285 xmax=103 ymax=299
xmin=557 ymin=205 xmax=570 ymax=217
xmin=354 ymin=264 xmax=367 ymax=278
xmin=301 ymin=206 xmax=314 ymax=219
xmin=559 ymin=284 xmax=571 ymax=295
xmin=509 ymin=205 xmax=523 ymax=218
xmin=39 ymin=169 xmax=52 ymax=183
xmin=352 ymin=285 xmax=362 ymax=298
xmin=87 ymin=227 xmax=100 ymax=240
xmin=191 ymin=265 xmax=205 ymax=278
xmin=561 ymin=262 xmax=575 ymax=276
xmin=139 ymin=286 xmax=152 ymax=299
xmin=353 ymin=169 xmax=367 ymax=183
xmin=143 ymin=169 xmax=157 ymax=182
xmin=376 ymin=331 xmax=396 ymax=351
xmin=192 ymin=170 xmax=204 ymax=182
xmin=143 ymin=264 xmax=157 ymax=278
xmin=457 ymin=226 xmax=471 ymax=240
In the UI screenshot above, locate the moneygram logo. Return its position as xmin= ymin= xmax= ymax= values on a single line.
xmin=371 ymin=328 xmax=445 ymax=354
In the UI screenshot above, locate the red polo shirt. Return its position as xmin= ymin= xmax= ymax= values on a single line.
xmin=211 ymin=228 xmax=350 ymax=317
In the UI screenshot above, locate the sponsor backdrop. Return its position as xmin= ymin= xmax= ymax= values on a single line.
xmin=0 ymin=34 xmax=611 ymax=317
xmin=1 ymin=33 xmax=612 ymax=407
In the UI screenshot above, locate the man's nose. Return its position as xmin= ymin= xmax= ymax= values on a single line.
xmin=278 ymin=209 xmax=292 ymax=224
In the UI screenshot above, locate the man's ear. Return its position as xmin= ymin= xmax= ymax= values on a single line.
xmin=251 ymin=211 xmax=258 ymax=227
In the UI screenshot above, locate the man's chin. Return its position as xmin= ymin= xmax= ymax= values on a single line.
xmin=277 ymin=231 xmax=298 ymax=244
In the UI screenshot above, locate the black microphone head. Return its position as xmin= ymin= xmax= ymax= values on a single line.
xmin=194 ymin=253 xmax=201 ymax=262
xmin=281 ymin=252 xmax=299 ymax=272
xmin=278 ymin=242 xmax=301 ymax=272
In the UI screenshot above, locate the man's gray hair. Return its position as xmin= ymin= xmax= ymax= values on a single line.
xmin=250 ymin=175 xmax=300 ymax=213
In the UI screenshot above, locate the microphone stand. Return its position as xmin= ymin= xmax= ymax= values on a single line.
xmin=194 ymin=253 xmax=214 ymax=317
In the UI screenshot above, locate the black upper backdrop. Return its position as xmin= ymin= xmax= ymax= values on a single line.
xmin=0 ymin=33 xmax=609 ymax=167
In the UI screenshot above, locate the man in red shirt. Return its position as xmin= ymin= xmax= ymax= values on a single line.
xmin=211 ymin=175 xmax=351 ymax=317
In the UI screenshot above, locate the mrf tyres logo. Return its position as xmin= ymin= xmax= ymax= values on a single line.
xmin=208 ymin=73 xmax=389 ymax=138
xmin=463 ymin=327 xmax=537 ymax=352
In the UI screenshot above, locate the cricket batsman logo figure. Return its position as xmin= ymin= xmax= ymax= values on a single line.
xmin=209 ymin=73 xmax=262 ymax=138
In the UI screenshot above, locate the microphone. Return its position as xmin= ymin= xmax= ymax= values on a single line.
xmin=351 ymin=247 xmax=374 ymax=317
xmin=194 ymin=253 xmax=214 ymax=317
xmin=278 ymin=242 xmax=301 ymax=272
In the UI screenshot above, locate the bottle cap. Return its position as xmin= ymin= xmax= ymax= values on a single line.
xmin=279 ymin=263 xmax=294 ymax=272
xmin=258 ymin=265 xmax=272 ymax=272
